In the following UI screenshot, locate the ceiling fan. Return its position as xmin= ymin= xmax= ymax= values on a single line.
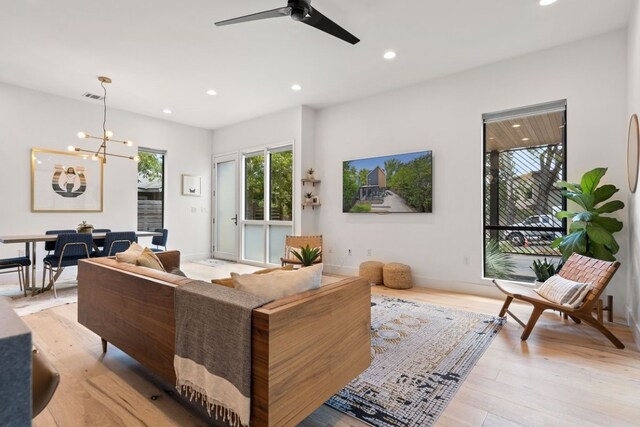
xmin=215 ymin=0 xmax=360 ymax=45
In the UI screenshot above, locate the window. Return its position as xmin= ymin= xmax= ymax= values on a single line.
xmin=137 ymin=148 xmax=165 ymax=231
xmin=241 ymin=145 xmax=293 ymax=264
xmin=483 ymin=101 xmax=567 ymax=281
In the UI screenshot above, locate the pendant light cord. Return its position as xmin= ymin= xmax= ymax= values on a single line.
xmin=101 ymin=80 xmax=107 ymax=139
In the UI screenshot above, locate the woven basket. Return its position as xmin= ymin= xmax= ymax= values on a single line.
xmin=383 ymin=263 xmax=413 ymax=289
xmin=359 ymin=261 xmax=384 ymax=285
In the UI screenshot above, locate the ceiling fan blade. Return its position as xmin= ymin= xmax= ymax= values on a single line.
xmin=302 ymin=7 xmax=360 ymax=45
xmin=215 ymin=7 xmax=292 ymax=26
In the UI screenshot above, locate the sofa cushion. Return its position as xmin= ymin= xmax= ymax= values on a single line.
xmin=135 ymin=248 xmax=166 ymax=272
xmin=115 ymin=242 xmax=145 ymax=264
xmin=232 ymin=264 xmax=323 ymax=300
xmin=212 ymin=265 xmax=294 ymax=288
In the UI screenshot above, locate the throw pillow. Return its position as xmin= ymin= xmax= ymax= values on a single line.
xmin=534 ymin=275 xmax=593 ymax=309
xmin=115 ymin=242 xmax=145 ymax=264
xmin=211 ymin=265 xmax=294 ymax=288
xmin=135 ymin=248 xmax=166 ymax=272
xmin=169 ymin=267 xmax=187 ymax=277
xmin=232 ymin=263 xmax=323 ymax=300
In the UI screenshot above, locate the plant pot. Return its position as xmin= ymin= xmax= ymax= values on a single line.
xmin=304 ymin=198 xmax=313 ymax=205
xmin=307 ymin=174 xmax=315 ymax=180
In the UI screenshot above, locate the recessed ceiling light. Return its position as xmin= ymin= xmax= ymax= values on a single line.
xmin=291 ymin=84 xmax=302 ymax=91
xmin=206 ymin=89 xmax=217 ymax=96
xmin=383 ymin=51 xmax=397 ymax=60
xmin=162 ymin=109 xmax=172 ymax=115
xmin=512 ymin=124 xmax=521 ymax=128
xmin=539 ymin=0 xmax=557 ymax=5
xmin=522 ymin=137 xmax=530 ymax=141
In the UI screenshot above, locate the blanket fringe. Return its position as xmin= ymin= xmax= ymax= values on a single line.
xmin=177 ymin=381 xmax=247 ymax=427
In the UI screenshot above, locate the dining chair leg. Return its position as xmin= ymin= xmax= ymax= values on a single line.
xmin=499 ymin=296 xmax=513 ymax=317
xmin=579 ymin=314 xmax=625 ymax=349
xmin=521 ymin=307 xmax=545 ymax=341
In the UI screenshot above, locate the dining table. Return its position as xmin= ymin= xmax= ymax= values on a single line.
xmin=0 ymin=230 xmax=161 ymax=294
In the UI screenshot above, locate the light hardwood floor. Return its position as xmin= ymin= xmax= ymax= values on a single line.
xmin=26 ymin=282 xmax=640 ymax=427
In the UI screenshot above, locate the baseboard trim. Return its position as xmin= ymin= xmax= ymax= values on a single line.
xmin=627 ymin=307 xmax=640 ymax=349
xmin=323 ymin=264 xmax=505 ymax=300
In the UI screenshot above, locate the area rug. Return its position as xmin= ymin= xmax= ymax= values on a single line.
xmin=326 ymin=296 xmax=504 ymax=427
xmin=196 ymin=258 xmax=233 ymax=267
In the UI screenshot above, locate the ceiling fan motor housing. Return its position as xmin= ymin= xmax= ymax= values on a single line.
xmin=289 ymin=0 xmax=311 ymax=21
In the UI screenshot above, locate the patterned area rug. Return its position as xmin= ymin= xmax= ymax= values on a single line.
xmin=326 ymin=296 xmax=504 ymax=427
xmin=196 ymin=258 xmax=233 ymax=267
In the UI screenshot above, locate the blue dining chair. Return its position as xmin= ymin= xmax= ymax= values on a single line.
xmin=96 ymin=231 xmax=136 ymax=257
xmin=92 ymin=229 xmax=111 ymax=251
xmin=44 ymin=230 xmax=77 ymax=254
xmin=151 ymin=228 xmax=168 ymax=252
xmin=42 ymin=233 xmax=92 ymax=297
xmin=0 ymin=256 xmax=31 ymax=297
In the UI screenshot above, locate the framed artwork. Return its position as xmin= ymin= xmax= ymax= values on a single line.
xmin=31 ymin=149 xmax=104 ymax=212
xmin=628 ymin=114 xmax=639 ymax=193
xmin=182 ymin=175 xmax=202 ymax=197
xmin=342 ymin=150 xmax=433 ymax=213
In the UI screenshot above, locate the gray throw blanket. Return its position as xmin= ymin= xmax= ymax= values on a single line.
xmin=174 ymin=281 xmax=271 ymax=427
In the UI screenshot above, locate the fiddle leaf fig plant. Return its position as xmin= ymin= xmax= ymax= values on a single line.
xmin=551 ymin=167 xmax=624 ymax=261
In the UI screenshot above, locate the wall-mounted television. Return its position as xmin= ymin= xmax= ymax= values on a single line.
xmin=342 ymin=150 xmax=433 ymax=213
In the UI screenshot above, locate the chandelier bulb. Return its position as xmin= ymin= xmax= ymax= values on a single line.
xmin=67 ymin=145 xmax=75 ymax=152
xmin=77 ymin=132 xmax=87 ymax=139
xmin=126 ymin=140 xmax=133 ymax=147
xmin=133 ymin=155 xmax=140 ymax=163
xmin=105 ymin=130 xmax=114 ymax=138
xmin=91 ymin=155 xmax=99 ymax=161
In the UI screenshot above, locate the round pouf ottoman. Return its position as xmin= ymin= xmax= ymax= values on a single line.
xmin=359 ymin=261 xmax=384 ymax=285
xmin=383 ymin=263 xmax=413 ymax=289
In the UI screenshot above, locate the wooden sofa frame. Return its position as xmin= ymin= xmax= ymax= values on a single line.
xmin=77 ymin=252 xmax=371 ymax=426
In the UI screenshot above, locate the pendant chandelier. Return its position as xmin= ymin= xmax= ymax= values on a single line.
xmin=68 ymin=76 xmax=138 ymax=163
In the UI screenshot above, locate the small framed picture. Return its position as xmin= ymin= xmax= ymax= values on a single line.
xmin=182 ymin=175 xmax=202 ymax=197
xmin=312 ymin=196 xmax=320 ymax=204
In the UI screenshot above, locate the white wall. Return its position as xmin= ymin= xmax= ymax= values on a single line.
xmin=315 ymin=30 xmax=629 ymax=311
xmin=627 ymin=0 xmax=640 ymax=345
xmin=0 ymin=82 xmax=212 ymax=283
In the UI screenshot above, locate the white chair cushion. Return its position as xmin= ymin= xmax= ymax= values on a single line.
xmin=534 ymin=274 xmax=592 ymax=309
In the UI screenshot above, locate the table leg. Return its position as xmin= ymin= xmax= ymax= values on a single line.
xmin=31 ymin=241 xmax=37 ymax=288
xmin=24 ymin=242 xmax=30 ymax=285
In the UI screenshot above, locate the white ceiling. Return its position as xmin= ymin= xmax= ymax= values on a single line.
xmin=0 ymin=0 xmax=632 ymax=130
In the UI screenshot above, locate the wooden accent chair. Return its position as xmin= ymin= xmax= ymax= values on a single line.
xmin=494 ymin=253 xmax=624 ymax=349
xmin=280 ymin=235 xmax=323 ymax=266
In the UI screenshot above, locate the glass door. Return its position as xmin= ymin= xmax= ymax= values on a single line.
xmin=213 ymin=154 xmax=238 ymax=261
xmin=241 ymin=145 xmax=293 ymax=265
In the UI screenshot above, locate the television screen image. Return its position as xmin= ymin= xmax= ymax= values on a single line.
xmin=343 ymin=150 xmax=433 ymax=213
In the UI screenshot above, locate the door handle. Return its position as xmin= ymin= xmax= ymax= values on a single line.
xmin=231 ymin=214 xmax=238 ymax=226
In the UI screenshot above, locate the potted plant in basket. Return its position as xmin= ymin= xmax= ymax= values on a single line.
xmin=291 ymin=244 xmax=322 ymax=267
xmin=304 ymin=192 xmax=314 ymax=205
xmin=530 ymin=258 xmax=560 ymax=287
xmin=551 ymin=167 xmax=624 ymax=261
xmin=306 ymin=168 xmax=315 ymax=180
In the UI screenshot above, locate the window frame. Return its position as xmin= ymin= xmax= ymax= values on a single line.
xmin=482 ymin=100 xmax=568 ymax=282
xmin=137 ymin=147 xmax=166 ymax=232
